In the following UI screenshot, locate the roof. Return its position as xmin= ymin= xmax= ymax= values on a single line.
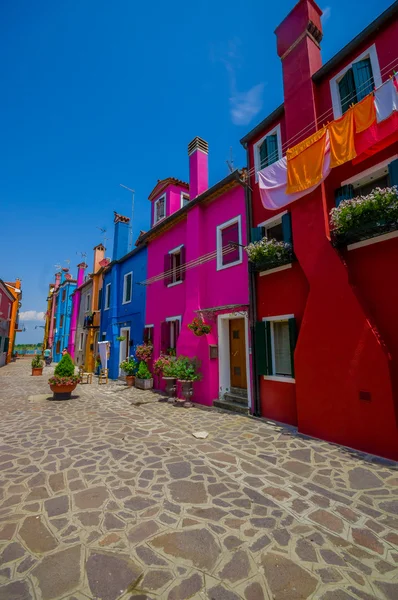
xmin=103 ymin=242 xmax=147 ymax=273
xmin=148 ymin=177 xmax=189 ymax=201
xmin=240 ymin=104 xmax=284 ymax=146
xmin=140 ymin=170 xmax=245 ymax=243
xmin=313 ymin=0 xmax=398 ymax=82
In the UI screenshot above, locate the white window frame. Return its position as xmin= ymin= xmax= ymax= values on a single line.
xmin=257 ymin=211 xmax=287 ymax=238
xmin=330 ymin=44 xmax=382 ymax=119
xmin=168 ymin=245 xmax=184 ymax=287
xmin=122 ymin=271 xmax=133 ymax=304
xmin=262 ymin=314 xmax=295 ymax=384
xmin=216 ymin=215 xmax=243 ymax=271
xmin=154 ymin=194 xmax=166 ymax=224
xmin=79 ymin=332 xmax=85 ymax=351
xmin=341 ymin=155 xmax=397 ymax=188
xmin=144 ymin=324 xmax=154 ymax=343
xmin=253 ymin=123 xmax=282 ymax=181
xmin=165 ymin=315 xmax=182 ymax=350
xmin=104 ymin=283 xmax=111 ymax=310
xmin=180 ymin=192 xmax=190 ymax=208
xmin=85 ymin=293 xmax=91 ymax=312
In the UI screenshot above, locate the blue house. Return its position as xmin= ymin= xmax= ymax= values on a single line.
xmin=100 ymin=213 xmax=148 ymax=379
xmin=53 ymin=268 xmax=77 ymax=362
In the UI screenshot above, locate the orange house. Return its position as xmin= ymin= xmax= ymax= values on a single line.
xmin=4 ymin=279 xmax=22 ymax=363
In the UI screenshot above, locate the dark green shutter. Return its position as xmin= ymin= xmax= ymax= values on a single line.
xmin=288 ymin=318 xmax=297 ymax=378
xmin=266 ymin=134 xmax=279 ymax=166
xmin=388 ymin=158 xmax=398 ymax=186
xmin=282 ymin=213 xmax=292 ymax=245
xmin=335 ymin=184 xmax=354 ymax=207
xmin=259 ymin=140 xmax=268 ymax=170
xmin=98 ymin=288 xmax=102 ymax=310
xmin=255 ymin=321 xmax=274 ymax=376
xmin=251 ymin=227 xmax=263 ymax=243
xmin=265 ymin=321 xmax=273 ymax=375
xmin=352 ymin=58 xmax=374 ymax=101
xmin=339 ymin=69 xmax=357 ymax=114
xmin=3 ymin=338 xmax=9 ymax=354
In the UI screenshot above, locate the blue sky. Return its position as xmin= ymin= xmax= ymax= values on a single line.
xmin=0 ymin=0 xmax=391 ymax=342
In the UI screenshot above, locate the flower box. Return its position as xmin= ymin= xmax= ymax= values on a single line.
xmin=135 ymin=377 xmax=153 ymax=390
xmin=246 ymin=239 xmax=294 ymax=273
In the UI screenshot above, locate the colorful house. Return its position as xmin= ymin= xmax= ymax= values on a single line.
xmin=100 ymin=212 xmax=147 ymax=379
xmin=142 ymin=137 xmax=251 ymax=410
xmin=4 ymin=279 xmax=22 ymax=364
xmin=43 ymin=283 xmax=55 ymax=351
xmin=0 ymin=280 xmax=15 ymax=367
xmin=242 ymin=0 xmax=398 ymax=459
xmin=47 ymin=272 xmax=61 ymax=351
xmin=53 ymin=269 xmax=77 ymax=361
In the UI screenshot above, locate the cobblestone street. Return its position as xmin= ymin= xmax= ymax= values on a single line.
xmin=0 ymin=360 xmax=397 ymax=599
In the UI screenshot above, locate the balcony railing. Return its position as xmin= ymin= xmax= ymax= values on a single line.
xmin=331 ymin=220 xmax=398 ymax=247
xmin=83 ymin=312 xmax=100 ymax=329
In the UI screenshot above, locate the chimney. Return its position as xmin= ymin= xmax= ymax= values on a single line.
xmin=54 ymin=272 xmax=61 ymax=290
xmin=93 ymin=244 xmax=105 ymax=273
xmin=76 ymin=262 xmax=88 ymax=287
xmin=188 ymin=137 xmax=209 ymax=199
xmin=275 ymin=0 xmax=323 ymax=140
xmin=113 ymin=211 xmax=130 ymax=261
xmin=61 ymin=268 xmax=69 ymax=284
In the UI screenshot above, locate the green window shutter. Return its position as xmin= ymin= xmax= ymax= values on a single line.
xmin=335 ymin=184 xmax=354 ymax=207
xmin=288 ymin=318 xmax=297 ymax=378
xmin=255 ymin=321 xmax=274 ymax=376
xmin=0 ymin=337 xmax=2 ymax=351
xmin=259 ymin=140 xmax=268 ymax=170
xmin=3 ymin=338 xmax=9 ymax=354
xmin=98 ymin=288 xmax=102 ymax=310
xmin=352 ymin=57 xmax=374 ymax=101
xmin=265 ymin=321 xmax=273 ymax=375
xmin=282 ymin=213 xmax=293 ymax=245
xmin=251 ymin=227 xmax=263 ymax=243
xmin=388 ymin=158 xmax=398 ymax=186
xmin=266 ymin=134 xmax=279 ymax=166
xmin=339 ymin=69 xmax=357 ymax=114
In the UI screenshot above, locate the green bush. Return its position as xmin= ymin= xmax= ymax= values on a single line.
xmin=174 ymin=356 xmax=202 ymax=382
xmin=163 ymin=358 xmax=178 ymax=378
xmin=54 ymin=353 xmax=75 ymax=377
xmin=136 ymin=361 xmax=152 ymax=380
xmin=31 ymin=355 xmax=43 ymax=369
xmin=120 ymin=357 xmax=138 ymax=375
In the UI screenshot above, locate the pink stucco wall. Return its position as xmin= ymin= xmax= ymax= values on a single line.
xmin=146 ymin=181 xmax=250 ymax=406
xmin=151 ymin=184 xmax=188 ymax=226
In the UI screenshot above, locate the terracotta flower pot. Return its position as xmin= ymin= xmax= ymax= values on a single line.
xmin=125 ymin=375 xmax=135 ymax=387
xmin=32 ymin=368 xmax=43 ymax=376
xmin=49 ymin=383 xmax=77 ymax=400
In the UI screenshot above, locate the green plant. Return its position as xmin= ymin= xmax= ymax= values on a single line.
xmin=136 ymin=361 xmax=152 ymax=380
xmin=31 ymin=355 xmax=43 ymax=369
xmin=188 ymin=317 xmax=211 ymax=336
xmin=153 ymin=355 xmax=173 ymax=376
xmin=49 ymin=353 xmax=81 ymax=385
xmin=116 ymin=335 xmax=126 ymax=342
xmin=174 ymin=356 xmax=202 ymax=382
xmin=167 ymin=347 xmax=176 ymax=357
xmin=245 ymin=238 xmax=293 ymax=268
xmin=120 ymin=357 xmax=138 ymax=375
xmin=163 ymin=359 xmax=178 ymax=378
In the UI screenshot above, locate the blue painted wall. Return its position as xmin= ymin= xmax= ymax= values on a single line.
xmin=53 ymin=273 xmax=76 ymax=362
xmin=100 ymin=244 xmax=147 ymax=379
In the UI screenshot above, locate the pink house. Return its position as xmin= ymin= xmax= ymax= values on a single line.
xmin=142 ymin=137 xmax=252 ymax=411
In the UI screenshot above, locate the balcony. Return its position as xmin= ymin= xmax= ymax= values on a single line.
xmin=247 ymin=239 xmax=294 ymax=274
xmin=83 ymin=312 xmax=100 ymax=329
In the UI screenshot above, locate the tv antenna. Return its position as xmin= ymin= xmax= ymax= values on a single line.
xmin=97 ymin=226 xmax=109 ymax=248
xmin=54 ymin=263 xmax=62 ymax=271
xmin=120 ymin=184 xmax=135 ymax=251
xmin=65 ymin=258 xmax=71 ymax=267
xmin=226 ymin=147 xmax=234 ymax=173
xmin=76 ymin=251 xmax=87 ymax=261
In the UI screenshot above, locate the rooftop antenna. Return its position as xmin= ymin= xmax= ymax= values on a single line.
xmin=226 ymin=146 xmax=234 ymax=173
xmin=65 ymin=258 xmax=71 ymax=267
xmin=76 ymin=251 xmax=87 ymax=261
xmin=97 ymin=226 xmax=109 ymax=248
xmin=54 ymin=263 xmax=62 ymax=271
xmin=120 ymin=184 xmax=135 ymax=250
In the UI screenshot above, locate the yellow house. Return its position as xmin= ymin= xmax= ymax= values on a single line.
xmin=84 ymin=244 xmax=109 ymax=372
xmin=4 ymin=279 xmax=22 ymax=363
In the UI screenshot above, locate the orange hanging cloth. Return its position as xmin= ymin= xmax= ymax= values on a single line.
xmin=328 ymin=109 xmax=357 ymax=168
xmin=353 ymin=93 xmax=376 ymax=133
xmin=286 ymin=128 xmax=327 ymax=194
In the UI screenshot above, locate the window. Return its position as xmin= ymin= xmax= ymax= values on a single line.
xmin=161 ymin=317 xmax=181 ymax=353
xmin=143 ymin=325 xmax=154 ymax=343
xmin=86 ymin=294 xmax=91 ymax=312
xmin=62 ymin=290 xmax=66 ymax=302
xmin=123 ymin=272 xmax=133 ymax=303
xmin=101 ymin=332 xmax=106 ymax=341
xmin=164 ymin=246 xmax=185 ymax=286
xmin=330 ymin=45 xmax=382 ymax=118
xmin=56 ymin=341 xmax=61 ymax=355
xmin=336 ymin=156 xmax=397 ymax=206
xmin=181 ymin=193 xmax=190 ymax=208
xmin=154 ymin=195 xmax=166 ymax=223
xmin=60 ymin=315 xmax=64 ymax=328
xmin=217 ymin=217 xmax=242 ymax=270
xmin=104 ymin=284 xmax=111 ymax=310
xmin=251 ymin=212 xmax=292 ymax=246
xmin=79 ymin=332 xmax=85 ymax=351
xmin=254 ymin=124 xmax=282 ymax=179
xmin=255 ymin=316 xmax=297 ymax=382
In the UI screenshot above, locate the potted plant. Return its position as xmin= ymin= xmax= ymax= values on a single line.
xmin=31 ymin=355 xmax=44 ymax=376
xmin=120 ymin=357 xmax=138 ymax=386
xmin=116 ymin=335 xmax=126 ymax=342
xmin=245 ymin=238 xmax=293 ymax=272
xmin=48 ymin=352 xmax=81 ymax=400
xmin=162 ymin=357 xmax=178 ymax=402
xmin=188 ymin=317 xmax=211 ymax=336
xmin=135 ymin=342 xmax=153 ymax=363
xmin=135 ymin=361 xmax=153 ymax=390
xmin=174 ymin=356 xmax=202 ymax=407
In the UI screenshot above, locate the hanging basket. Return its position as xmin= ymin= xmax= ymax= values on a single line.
xmin=187 ymin=318 xmax=211 ymax=337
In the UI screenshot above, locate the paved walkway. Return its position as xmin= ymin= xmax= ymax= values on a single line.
xmin=0 ymin=361 xmax=397 ymax=600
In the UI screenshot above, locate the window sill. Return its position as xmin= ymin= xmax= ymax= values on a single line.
xmin=167 ymin=280 xmax=184 ymax=288
xmin=347 ymin=230 xmax=398 ymax=251
xmin=217 ymin=259 xmax=243 ymax=272
xmin=154 ymin=216 xmax=166 ymax=226
xmin=259 ymin=263 xmax=293 ymax=277
xmin=104 ymin=307 xmax=110 ymax=311
xmin=263 ymin=375 xmax=296 ymax=384
xmin=122 ymin=300 xmax=132 ymax=304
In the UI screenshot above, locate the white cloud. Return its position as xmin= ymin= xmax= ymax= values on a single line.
xmin=230 ymin=83 xmax=265 ymax=126
xmin=321 ymin=6 xmax=331 ymax=23
xmin=19 ymin=310 xmax=45 ymax=321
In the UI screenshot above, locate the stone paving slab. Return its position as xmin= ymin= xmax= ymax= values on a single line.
xmin=0 ymin=360 xmax=397 ymax=599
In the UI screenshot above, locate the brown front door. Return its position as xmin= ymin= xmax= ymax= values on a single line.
xmin=229 ymin=318 xmax=247 ymax=389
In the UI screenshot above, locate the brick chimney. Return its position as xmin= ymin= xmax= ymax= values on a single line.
xmin=275 ymin=0 xmax=323 ymax=141
xmin=93 ymin=244 xmax=105 ymax=273
xmin=188 ymin=137 xmax=209 ymax=199
xmin=113 ymin=212 xmax=130 ymax=261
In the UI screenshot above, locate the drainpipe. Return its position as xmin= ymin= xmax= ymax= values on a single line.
xmin=243 ymin=148 xmax=261 ymax=417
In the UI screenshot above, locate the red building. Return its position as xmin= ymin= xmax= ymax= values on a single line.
xmin=242 ymin=0 xmax=398 ymax=460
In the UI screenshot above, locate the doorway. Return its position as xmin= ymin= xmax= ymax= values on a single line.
xmin=229 ymin=318 xmax=247 ymax=389
xmin=118 ymin=327 xmax=130 ymax=376
xmin=218 ymin=313 xmax=251 ymax=409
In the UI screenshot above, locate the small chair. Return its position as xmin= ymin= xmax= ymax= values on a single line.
xmin=79 ymin=366 xmax=93 ymax=384
xmin=98 ymin=368 xmax=109 ymax=385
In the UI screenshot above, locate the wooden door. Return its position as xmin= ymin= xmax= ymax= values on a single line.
xmin=229 ymin=318 xmax=247 ymax=389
